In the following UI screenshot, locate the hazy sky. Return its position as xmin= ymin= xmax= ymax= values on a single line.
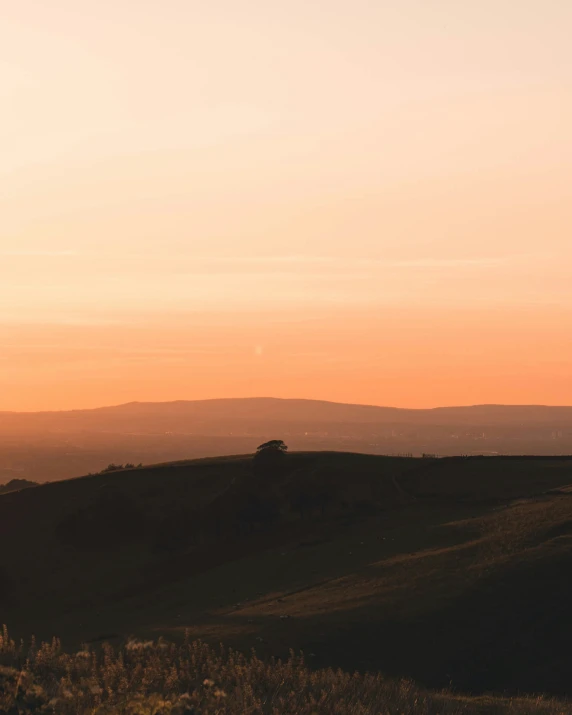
xmin=1 ymin=0 xmax=571 ymax=410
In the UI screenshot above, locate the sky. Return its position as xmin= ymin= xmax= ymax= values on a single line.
xmin=1 ymin=0 xmax=571 ymax=411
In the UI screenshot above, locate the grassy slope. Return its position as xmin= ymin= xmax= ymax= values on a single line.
xmin=2 ymin=453 xmax=572 ymax=698
xmin=0 ymin=630 xmax=572 ymax=715
xmin=1 ymin=629 xmax=570 ymax=714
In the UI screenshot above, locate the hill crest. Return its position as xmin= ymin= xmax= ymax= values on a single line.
xmin=3 ymin=396 xmax=572 ymax=423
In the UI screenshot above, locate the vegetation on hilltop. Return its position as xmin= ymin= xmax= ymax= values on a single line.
xmin=0 ymin=478 xmax=38 ymax=495
xmin=99 ymin=463 xmax=142 ymax=473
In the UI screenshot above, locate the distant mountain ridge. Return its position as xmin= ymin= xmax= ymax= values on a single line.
xmin=2 ymin=397 xmax=572 ymax=435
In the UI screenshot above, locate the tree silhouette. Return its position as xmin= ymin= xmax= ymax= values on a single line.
xmin=256 ymin=440 xmax=288 ymax=453
xmin=253 ymin=440 xmax=288 ymax=475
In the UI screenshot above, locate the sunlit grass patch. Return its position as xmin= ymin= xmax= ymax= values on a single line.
xmin=1 ymin=625 xmax=570 ymax=714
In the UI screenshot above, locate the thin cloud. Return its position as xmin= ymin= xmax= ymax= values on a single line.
xmin=0 ymin=249 xmax=78 ymax=257
xmin=120 ymin=254 xmax=507 ymax=268
xmin=177 ymin=255 xmax=338 ymax=265
xmin=372 ymin=257 xmax=506 ymax=268
xmin=187 ymin=255 xmax=509 ymax=269
xmin=1 ymin=250 xmax=512 ymax=268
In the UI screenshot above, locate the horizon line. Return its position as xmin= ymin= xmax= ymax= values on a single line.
xmin=2 ymin=396 xmax=572 ymax=415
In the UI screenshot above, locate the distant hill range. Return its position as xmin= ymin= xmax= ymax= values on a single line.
xmin=1 ymin=398 xmax=572 ymax=484
xmin=2 ymin=397 xmax=572 ymax=434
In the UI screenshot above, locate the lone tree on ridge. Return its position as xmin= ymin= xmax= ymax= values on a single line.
xmin=253 ymin=440 xmax=288 ymax=474
xmin=256 ymin=440 xmax=288 ymax=454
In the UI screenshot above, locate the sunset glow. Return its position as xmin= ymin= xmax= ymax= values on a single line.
xmin=2 ymin=0 xmax=571 ymax=410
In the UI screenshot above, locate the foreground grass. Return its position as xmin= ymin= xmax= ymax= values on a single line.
xmin=1 ymin=627 xmax=571 ymax=714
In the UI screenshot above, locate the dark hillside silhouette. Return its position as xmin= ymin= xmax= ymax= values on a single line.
xmin=4 ymin=452 xmax=572 ymax=697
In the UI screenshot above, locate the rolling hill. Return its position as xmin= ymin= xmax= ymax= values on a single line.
xmin=3 ymin=450 xmax=572 ymax=698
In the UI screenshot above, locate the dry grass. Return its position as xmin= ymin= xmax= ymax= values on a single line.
xmin=0 ymin=626 xmax=570 ymax=715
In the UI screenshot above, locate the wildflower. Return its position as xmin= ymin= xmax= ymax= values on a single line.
xmin=0 ymin=666 xmax=18 ymax=677
xmin=126 ymin=639 xmax=154 ymax=651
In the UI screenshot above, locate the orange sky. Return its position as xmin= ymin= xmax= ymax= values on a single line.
xmin=1 ymin=1 xmax=571 ymax=411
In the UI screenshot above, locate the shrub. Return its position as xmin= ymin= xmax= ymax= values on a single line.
xmin=100 ymin=463 xmax=141 ymax=473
